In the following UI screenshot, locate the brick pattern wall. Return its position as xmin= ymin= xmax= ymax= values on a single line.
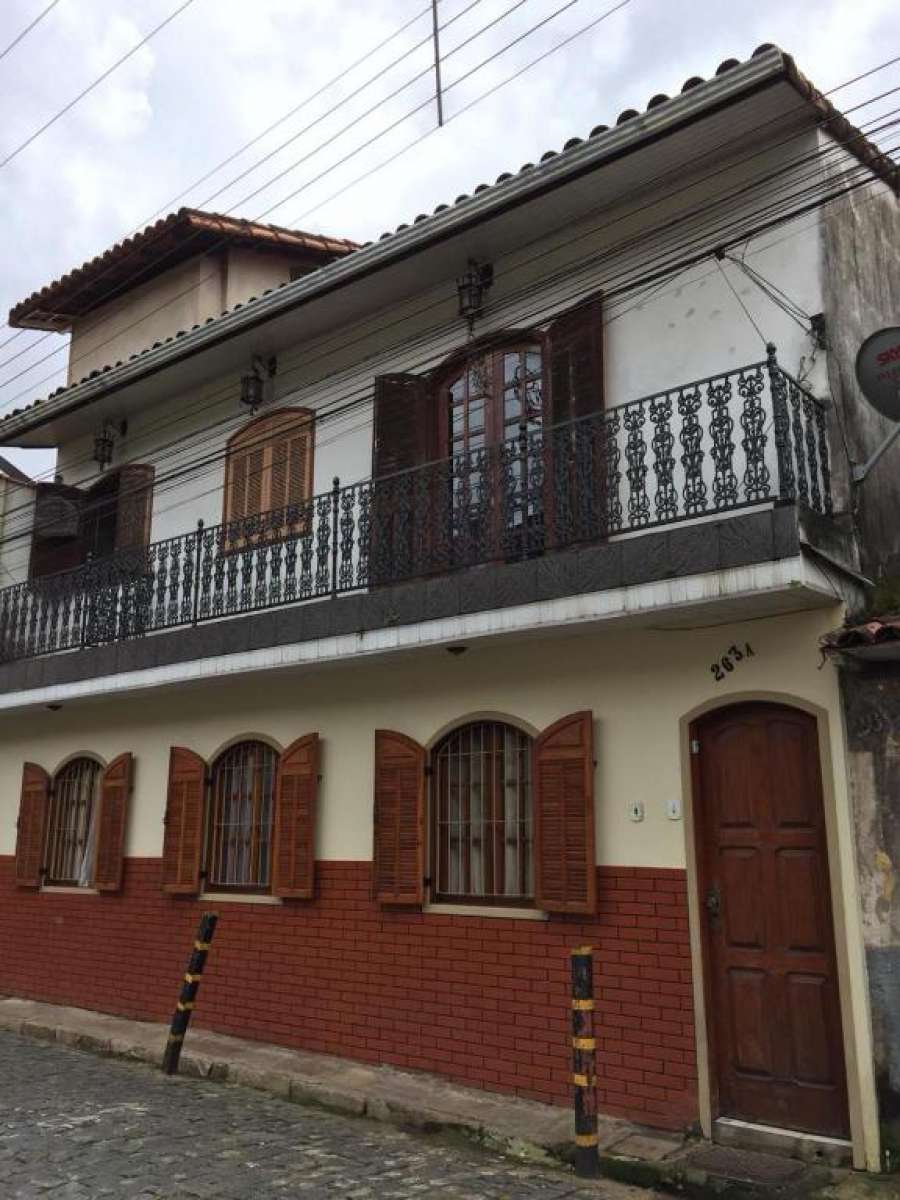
xmin=0 ymin=858 xmax=697 ymax=1129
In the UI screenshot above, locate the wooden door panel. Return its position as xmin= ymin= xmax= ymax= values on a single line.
xmin=775 ymin=848 xmax=829 ymax=953
xmin=727 ymin=967 xmax=773 ymax=1076
xmin=720 ymin=848 xmax=765 ymax=949
xmin=694 ymin=702 xmax=849 ymax=1138
xmin=787 ymin=973 xmax=836 ymax=1085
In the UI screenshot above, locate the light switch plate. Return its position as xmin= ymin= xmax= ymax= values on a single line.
xmin=629 ymin=801 xmax=645 ymax=822
xmin=667 ymin=797 xmax=682 ymax=820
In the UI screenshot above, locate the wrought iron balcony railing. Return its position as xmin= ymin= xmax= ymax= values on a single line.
xmin=0 ymin=348 xmax=831 ymax=665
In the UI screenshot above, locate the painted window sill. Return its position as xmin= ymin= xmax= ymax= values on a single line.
xmin=41 ymin=885 xmax=99 ymax=895
xmin=199 ymin=891 xmax=283 ymax=906
xmin=424 ymin=902 xmax=547 ymax=921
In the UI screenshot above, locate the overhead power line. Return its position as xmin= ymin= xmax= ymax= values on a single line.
xmin=0 ymin=123 xmax=892 ymax=554
xmin=0 ymin=0 xmax=198 ymax=169
xmin=0 ymin=0 xmax=62 ymax=64
xmin=0 ymin=55 xmax=895 ymax=522
xmin=0 ymin=0 xmax=525 ymax=374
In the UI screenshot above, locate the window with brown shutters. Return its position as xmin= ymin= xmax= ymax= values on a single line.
xmin=15 ymin=763 xmax=51 ymax=887
xmin=432 ymin=721 xmax=533 ymax=904
xmin=206 ymin=740 xmax=277 ymax=891
xmin=223 ymin=408 xmax=314 ymax=539
xmin=94 ymin=753 xmax=134 ymax=892
xmin=547 ymin=294 xmax=604 ymax=423
xmin=162 ymin=746 xmax=206 ymax=895
xmin=533 ymin=711 xmax=596 ymax=914
xmin=29 ymin=482 xmax=85 ymax=578
xmin=45 ymin=756 xmax=103 ymax=887
xmin=272 ymin=733 xmax=319 ymax=899
xmin=373 ymin=730 xmax=425 ymax=906
xmin=546 ymin=296 xmax=606 ymax=545
xmin=30 ymin=465 xmax=155 ymax=579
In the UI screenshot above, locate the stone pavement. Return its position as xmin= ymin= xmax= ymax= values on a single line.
xmin=0 ymin=1031 xmax=659 ymax=1200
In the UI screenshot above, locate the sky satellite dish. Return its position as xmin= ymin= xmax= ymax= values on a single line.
xmin=855 ymin=327 xmax=900 ymax=421
xmin=851 ymin=327 xmax=900 ymax=484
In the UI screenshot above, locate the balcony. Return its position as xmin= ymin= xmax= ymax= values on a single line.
xmin=0 ymin=351 xmax=834 ymax=669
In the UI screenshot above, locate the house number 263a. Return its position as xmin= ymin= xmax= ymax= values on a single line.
xmin=710 ymin=643 xmax=755 ymax=681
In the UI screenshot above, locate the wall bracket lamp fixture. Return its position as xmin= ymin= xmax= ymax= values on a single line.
xmin=456 ymin=259 xmax=493 ymax=335
xmin=240 ymin=354 xmax=278 ymax=413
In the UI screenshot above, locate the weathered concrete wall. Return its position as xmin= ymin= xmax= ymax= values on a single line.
xmin=821 ymin=179 xmax=900 ymax=581
xmin=841 ymin=661 xmax=900 ymax=1163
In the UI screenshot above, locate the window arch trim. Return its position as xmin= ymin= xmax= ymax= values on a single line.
xmin=427 ymin=328 xmax=547 ymax=391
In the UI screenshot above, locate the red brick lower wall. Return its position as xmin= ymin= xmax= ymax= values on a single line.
xmin=0 ymin=858 xmax=697 ymax=1129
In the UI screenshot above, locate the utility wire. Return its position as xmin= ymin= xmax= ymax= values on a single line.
xmin=0 ymin=50 xmax=897 ymax=515
xmin=0 ymin=0 xmax=441 ymax=356
xmin=1 ymin=80 xmax=895 ymax=528
xmin=0 ymin=0 xmax=529 ymax=375
xmin=0 ymin=0 xmax=198 ymax=170
xmin=0 ymin=139 xmax=891 ymax=553
xmin=4 ymin=66 xmax=891 ymax=408
xmin=0 ymin=0 xmax=62 ymax=63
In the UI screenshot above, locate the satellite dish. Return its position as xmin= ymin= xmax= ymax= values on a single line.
xmin=851 ymin=327 xmax=900 ymax=484
xmin=855 ymin=327 xmax=900 ymax=421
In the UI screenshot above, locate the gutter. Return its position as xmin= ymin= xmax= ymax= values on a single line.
xmin=0 ymin=49 xmax=793 ymax=442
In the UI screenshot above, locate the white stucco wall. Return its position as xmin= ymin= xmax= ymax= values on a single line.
xmin=66 ymin=255 xmax=227 ymax=385
xmin=46 ymin=128 xmax=835 ymax=549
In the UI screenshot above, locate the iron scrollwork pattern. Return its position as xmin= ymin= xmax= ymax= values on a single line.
xmin=0 ymin=356 xmax=835 ymax=665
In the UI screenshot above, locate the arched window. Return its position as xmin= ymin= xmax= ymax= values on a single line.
xmin=206 ymin=740 xmax=278 ymax=891
xmin=223 ymin=407 xmax=314 ymax=530
xmin=432 ymin=721 xmax=533 ymax=903
xmin=46 ymin=757 xmax=102 ymax=886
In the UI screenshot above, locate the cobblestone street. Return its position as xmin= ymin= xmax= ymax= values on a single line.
xmin=0 ymin=1033 xmax=660 ymax=1199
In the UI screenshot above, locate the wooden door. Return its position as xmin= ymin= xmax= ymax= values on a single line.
xmin=692 ymin=702 xmax=850 ymax=1138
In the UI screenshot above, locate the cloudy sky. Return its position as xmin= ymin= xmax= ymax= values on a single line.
xmin=0 ymin=0 xmax=897 ymax=479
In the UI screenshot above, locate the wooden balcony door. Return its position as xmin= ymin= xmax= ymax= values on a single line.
xmin=692 ymin=702 xmax=850 ymax=1138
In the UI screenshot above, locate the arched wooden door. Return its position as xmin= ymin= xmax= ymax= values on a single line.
xmin=691 ymin=702 xmax=850 ymax=1138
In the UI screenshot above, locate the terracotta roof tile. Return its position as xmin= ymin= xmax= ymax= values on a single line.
xmin=8 ymin=208 xmax=360 ymax=331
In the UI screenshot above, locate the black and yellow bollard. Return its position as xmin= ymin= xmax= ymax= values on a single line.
xmin=162 ymin=912 xmax=218 ymax=1076
xmin=571 ymin=944 xmax=600 ymax=1178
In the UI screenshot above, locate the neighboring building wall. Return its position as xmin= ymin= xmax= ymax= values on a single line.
xmin=840 ymin=661 xmax=900 ymax=1166
xmin=0 ymin=607 xmax=862 ymax=1133
xmin=0 ymin=477 xmax=35 ymax=586
xmin=821 ymin=171 xmax=900 ymax=582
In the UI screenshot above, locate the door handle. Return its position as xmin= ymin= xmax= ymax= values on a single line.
xmin=704 ymin=885 xmax=721 ymax=922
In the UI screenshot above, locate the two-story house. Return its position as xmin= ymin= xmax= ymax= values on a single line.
xmin=0 ymin=45 xmax=897 ymax=1172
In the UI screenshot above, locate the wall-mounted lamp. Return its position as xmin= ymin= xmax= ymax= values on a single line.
xmin=456 ymin=259 xmax=493 ymax=335
xmin=92 ymin=420 xmax=115 ymax=470
xmin=240 ymin=354 xmax=278 ymax=413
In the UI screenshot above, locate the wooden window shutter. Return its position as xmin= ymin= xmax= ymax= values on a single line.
xmin=272 ymin=733 xmax=319 ymax=898
xmin=161 ymin=747 xmax=206 ymax=894
xmin=534 ymin=711 xmax=596 ymax=914
xmin=30 ymin=482 xmax=85 ymax=578
xmin=547 ymin=294 xmax=605 ymax=423
xmin=373 ymin=730 xmax=425 ymax=906
xmin=224 ymin=408 xmax=314 ymax=526
xmin=94 ymin=753 xmax=134 ymax=892
xmin=372 ymin=374 xmax=434 ymax=477
xmin=15 ymin=762 xmax=51 ymax=887
xmin=115 ymin=465 xmax=155 ymax=551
